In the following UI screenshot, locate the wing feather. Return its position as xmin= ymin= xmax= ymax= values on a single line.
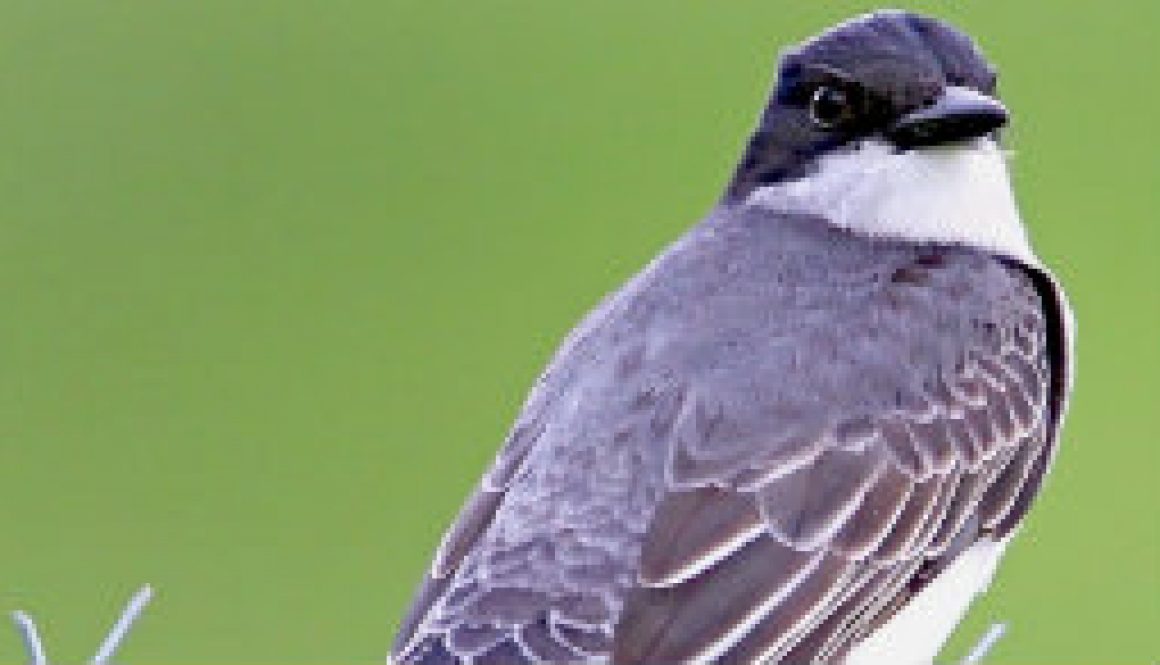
xmin=615 ymin=539 xmax=824 ymax=664
xmin=472 ymin=641 xmax=531 ymax=665
xmin=446 ymin=624 xmax=506 ymax=656
xmin=830 ymin=464 xmax=915 ymax=558
xmin=716 ymin=556 xmax=857 ymax=664
xmin=871 ymin=472 xmax=947 ymax=562
xmin=639 ymin=485 xmax=766 ymax=586
xmin=516 ymin=616 xmax=582 ymax=662
xmin=781 ymin=559 xmax=921 ymax=664
xmin=979 ymin=424 xmax=1048 ymax=528
xmin=758 ymin=446 xmax=889 ymax=550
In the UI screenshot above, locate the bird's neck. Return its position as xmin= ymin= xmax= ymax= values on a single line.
xmin=742 ymin=138 xmax=1039 ymax=267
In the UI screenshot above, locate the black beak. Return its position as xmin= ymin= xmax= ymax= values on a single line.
xmin=886 ymin=86 xmax=1008 ymax=149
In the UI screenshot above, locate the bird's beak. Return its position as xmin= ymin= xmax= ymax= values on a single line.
xmin=886 ymin=85 xmax=1008 ymax=149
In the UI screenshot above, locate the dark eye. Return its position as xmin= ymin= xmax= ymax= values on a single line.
xmin=809 ymin=85 xmax=856 ymax=130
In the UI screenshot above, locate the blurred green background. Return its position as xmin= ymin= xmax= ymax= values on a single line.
xmin=0 ymin=1 xmax=1155 ymax=663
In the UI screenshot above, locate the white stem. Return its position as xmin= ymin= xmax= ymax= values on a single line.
xmin=10 ymin=610 xmax=48 ymax=665
xmin=90 ymin=584 xmax=154 ymax=665
xmin=961 ymin=622 xmax=1007 ymax=664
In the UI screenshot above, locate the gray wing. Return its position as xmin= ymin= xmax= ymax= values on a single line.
xmin=613 ymin=247 xmax=1065 ymax=664
xmin=390 ymin=398 xmax=563 ymax=664
xmin=391 ymin=256 xmax=648 ymax=664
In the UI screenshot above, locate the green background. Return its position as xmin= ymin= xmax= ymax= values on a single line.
xmin=0 ymin=2 xmax=1155 ymax=663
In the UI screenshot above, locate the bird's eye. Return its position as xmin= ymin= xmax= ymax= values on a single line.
xmin=809 ymin=85 xmax=857 ymax=130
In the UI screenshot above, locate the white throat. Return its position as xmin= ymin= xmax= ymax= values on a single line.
xmin=745 ymin=138 xmax=1038 ymax=266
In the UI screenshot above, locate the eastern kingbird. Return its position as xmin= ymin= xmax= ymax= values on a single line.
xmin=392 ymin=10 xmax=1074 ymax=664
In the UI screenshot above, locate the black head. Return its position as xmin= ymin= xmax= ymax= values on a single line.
xmin=726 ymin=11 xmax=1006 ymax=201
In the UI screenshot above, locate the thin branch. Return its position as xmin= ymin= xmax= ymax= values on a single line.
xmin=961 ymin=622 xmax=1007 ymax=664
xmin=90 ymin=584 xmax=154 ymax=665
xmin=10 ymin=610 xmax=48 ymax=665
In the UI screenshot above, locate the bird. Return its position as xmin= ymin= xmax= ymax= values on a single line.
xmin=390 ymin=10 xmax=1074 ymax=665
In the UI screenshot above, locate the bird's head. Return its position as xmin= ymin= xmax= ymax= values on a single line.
xmin=729 ymin=11 xmax=1005 ymax=197
xmin=726 ymin=11 xmax=1034 ymax=263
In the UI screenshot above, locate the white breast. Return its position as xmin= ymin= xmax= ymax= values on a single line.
xmin=745 ymin=138 xmax=1039 ymax=268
